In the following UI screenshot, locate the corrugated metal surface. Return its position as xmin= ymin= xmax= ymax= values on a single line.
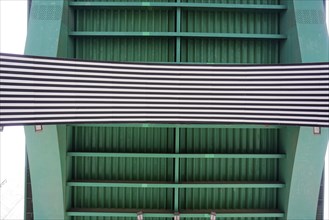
xmin=67 ymin=126 xmax=281 ymax=218
xmin=75 ymin=9 xmax=175 ymax=32
xmin=181 ymin=39 xmax=278 ymax=63
xmin=179 ymin=188 xmax=277 ymax=209
xmin=74 ymin=7 xmax=176 ymax=62
xmin=75 ymin=37 xmax=176 ymax=62
xmin=181 ymin=12 xmax=278 ymax=34
xmin=72 ymin=0 xmax=282 ymax=64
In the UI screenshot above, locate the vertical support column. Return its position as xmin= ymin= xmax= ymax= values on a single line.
xmin=279 ymin=127 xmax=329 ymax=219
xmin=174 ymin=127 xmax=180 ymax=211
xmin=176 ymin=0 xmax=181 ymax=63
xmin=24 ymin=125 xmax=66 ymax=220
xmin=279 ymin=1 xmax=329 ymax=219
xmin=24 ymin=1 xmax=73 ymax=219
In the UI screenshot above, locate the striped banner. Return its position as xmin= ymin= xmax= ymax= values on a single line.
xmin=0 ymin=53 xmax=328 ymax=126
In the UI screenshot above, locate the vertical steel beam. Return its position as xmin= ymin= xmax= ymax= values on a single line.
xmin=279 ymin=127 xmax=329 ymax=220
xmin=176 ymin=0 xmax=181 ymax=63
xmin=24 ymin=125 xmax=66 ymax=220
xmin=174 ymin=127 xmax=180 ymax=211
xmin=280 ymin=0 xmax=329 ymax=63
xmin=24 ymin=0 xmax=72 ymax=219
xmin=279 ymin=1 xmax=329 ymax=219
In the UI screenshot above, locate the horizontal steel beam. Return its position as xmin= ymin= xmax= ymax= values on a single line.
xmin=67 ymin=210 xmax=285 ymax=218
xmin=67 ymin=152 xmax=285 ymax=159
xmin=69 ymin=124 xmax=282 ymax=129
xmin=67 ymin=181 xmax=285 ymax=188
xmin=70 ymin=32 xmax=286 ymax=40
xmin=69 ymin=2 xmax=287 ymax=11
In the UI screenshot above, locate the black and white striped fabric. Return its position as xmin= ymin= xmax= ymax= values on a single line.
xmin=0 ymin=53 xmax=328 ymax=126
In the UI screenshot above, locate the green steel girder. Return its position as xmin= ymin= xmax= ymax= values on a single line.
xmin=69 ymin=2 xmax=287 ymax=11
xmin=66 ymin=210 xmax=285 ymax=218
xmin=67 ymin=152 xmax=285 ymax=159
xmin=174 ymin=127 xmax=180 ymax=211
xmin=70 ymin=31 xmax=286 ymax=39
xmin=69 ymin=124 xmax=282 ymax=129
xmin=67 ymin=181 xmax=285 ymax=189
xmin=175 ymin=1 xmax=181 ymax=63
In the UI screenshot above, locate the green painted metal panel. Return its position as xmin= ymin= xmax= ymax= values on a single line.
xmin=179 ymin=188 xmax=277 ymax=209
xmin=72 ymin=0 xmax=282 ymax=63
xmin=75 ymin=9 xmax=175 ymax=32
xmin=71 ymin=157 xmax=174 ymax=181
xmin=181 ymin=11 xmax=279 ymax=34
xmin=180 ymin=158 xmax=278 ymax=181
xmin=179 ymin=128 xmax=279 ymax=154
xmin=75 ymin=37 xmax=176 ymax=62
xmin=70 ymin=126 xmax=175 ymax=153
xmin=181 ymin=39 xmax=279 ymax=63
xmin=71 ymin=187 xmax=174 ymax=209
xmin=67 ymin=125 xmax=282 ymax=219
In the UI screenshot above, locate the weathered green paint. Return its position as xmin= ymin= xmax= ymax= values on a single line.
xmin=24 ymin=126 xmax=65 ymax=220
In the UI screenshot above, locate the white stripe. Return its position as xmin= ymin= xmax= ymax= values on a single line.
xmin=1 ymin=60 xmax=328 ymax=75
xmin=2 ymin=70 xmax=328 ymax=80
xmin=1 ymin=101 xmax=328 ymax=109
xmin=1 ymin=80 xmax=329 ymax=94
xmin=1 ymin=113 xmax=326 ymax=121
xmin=2 ymin=80 xmax=328 ymax=91
xmin=0 ymin=94 xmax=329 ymax=105
xmin=2 ymin=77 xmax=328 ymax=87
xmin=2 ymin=85 xmax=328 ymax=95
xmin=1 ymin=108 xmax=328 ymax=116
xmin=1 ymin=54 xmax=328 ymax=70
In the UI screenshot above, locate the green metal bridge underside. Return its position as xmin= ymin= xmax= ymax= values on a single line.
xmin=24 ymin=0 xmax=329 ymax=220
xmin=24 ymin=124 xmax=329 ymax=220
